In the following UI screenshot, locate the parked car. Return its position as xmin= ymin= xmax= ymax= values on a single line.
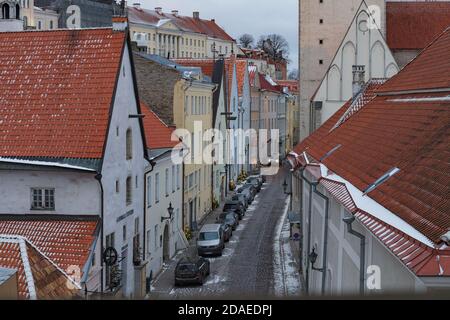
xmin=247 ymin=177 xmax=262 ymax=192
xmin=248 ymin=175 xmax=264 ymax=186
xmin=219 ymin=222 xmax=232 ymax=242
xmin=222 ymin=201 xmax=245 ymax=219
xmin=174 ymin=256 xmax=210 ymax=286
xmin=237 ymin=186 xmax=254 ymax=204
xmin=197 ymin=224 xmax=225 ymax=257
xmin=217 ymin=212 xmax=239 ymax=231
xmin=238 ymin=183 xmax=257 ymax=199
xmin=232 ymin=194 xmax=248 ymax=210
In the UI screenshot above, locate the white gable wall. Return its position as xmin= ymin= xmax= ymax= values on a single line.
xmin=312 ymin=3 xmax=399 ymax=128
xmin=101 ymin=44 xmax=146 ymax=298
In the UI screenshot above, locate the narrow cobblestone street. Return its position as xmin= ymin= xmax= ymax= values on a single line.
xmin=147 ymin=167 xmax=303 ymax=299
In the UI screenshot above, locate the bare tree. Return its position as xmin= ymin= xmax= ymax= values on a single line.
xmin=288 ymin=69 xmax=299 ymax=80
xmin=257 ymin=34 xmax=289 ymax=60
xmin=239 ymin=34 xmax=255 ymax=49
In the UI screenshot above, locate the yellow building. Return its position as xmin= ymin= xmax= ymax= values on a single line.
xmin=133 ymin=53 xmax=216 ymax=230
xmin=128 ymin=4 xmax=239 ymax=59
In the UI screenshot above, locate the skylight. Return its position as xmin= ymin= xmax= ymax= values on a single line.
xmin=363 ymin=167 xmax=400 ymax=196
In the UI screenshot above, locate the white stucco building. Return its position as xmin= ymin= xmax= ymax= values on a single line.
xmin=289 ymin=29 xmax=450 ymax=295
xmin=0 ymin=24 xmax=150 ymax=298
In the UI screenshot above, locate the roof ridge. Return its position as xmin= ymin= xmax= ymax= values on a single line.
xmin=0 ymin=27 xmax=115 ymax=34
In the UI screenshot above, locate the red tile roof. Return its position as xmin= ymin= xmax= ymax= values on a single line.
xmin=386 ymin=2 xmax=450 ymax=50
xmin=0 ymin=236 xmax=79 ymax=299
xmin=276 ymin=80 xmax=299 ymax=94
xmin=259 ymin=73 xmax=283 ymax=93
xmin=172 ymin=59 xmax=215 ymax=77
xmin=0 ymin=216 xmax=99 ymax=276
xmin=0 ymin=29 xmax=126 ymax=159
xmin=141 ymin=103 xmax=178 ymax=149
xmin=235 ymin=59 xmax=248 ymax=97
xmin=292 ymin=29 xmax=450 ymax=246
xmin=379 ymin=27 xmax=450 ymax=94
xmin=128 ymin=7 xmax=234 ymax=41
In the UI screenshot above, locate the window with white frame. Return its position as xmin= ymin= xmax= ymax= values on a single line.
xmin=31 ymin=188 xmax=55 ymax=210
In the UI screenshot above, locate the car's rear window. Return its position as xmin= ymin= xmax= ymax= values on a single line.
xmin=199 ymin=232 xmax=219 ymax=241
xmin=178 ymin=264 xmax=196 ymax=272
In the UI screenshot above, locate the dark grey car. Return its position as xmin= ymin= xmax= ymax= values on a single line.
xmin=222 ymin=201 xmax=245 ymax=219
xmin=232 ymin=194 xmax=248 ymax=210
xmin=174 ymin=257 xmax=210 ymax=286
xmin=217 ymin=212 xmax=239 ymax=230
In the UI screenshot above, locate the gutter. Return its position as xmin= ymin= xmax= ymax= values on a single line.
xmin=143 ymin=158 xmax=156 ymax=262
xmin=343 ymin=215 xmax=366 ymax=295
xmin=94 ymin=173 xmax=104 ymax=293
xmin=300 ymin=168 xmax=314 ymax=294
xmin=313 ymin=185 xmax=330 ymax=295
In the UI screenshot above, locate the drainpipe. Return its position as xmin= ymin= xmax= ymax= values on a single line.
xmin=313 ymin=185 xmax=329 ymax=295
xmin=343 ymin=215 xmax=366 ymax=295
xmin=143 ymin=159 xmax=156 ymax=262
xmin=300 ymin=168 xmax=314 ymax=294
xmin=94 ymin=173 xmax=104 ymax=293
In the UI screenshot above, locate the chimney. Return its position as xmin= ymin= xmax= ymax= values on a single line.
xmin=133 ymin=3 xmax=141 ymax=9
xmin=211 ymin=18 xmax=215 ymax=23
xmin=193 ymin=11 xmax=200 ymax=19
xmin=171 ymin=10 xmax=179 ymax=17
xmin=155 ymin=7 xmax=162 ymax=14
xmin=352 ymin=65 xmax=365 ymax=98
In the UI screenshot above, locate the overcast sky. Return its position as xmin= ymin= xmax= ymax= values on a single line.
xmin=139 ymin=0 xmax=299 ymax=72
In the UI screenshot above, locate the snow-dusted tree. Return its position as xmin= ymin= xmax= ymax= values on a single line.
xmin=288 ymin=69 xmax=299 ymax=80
xmin=239 ymin=34 xmax=255 ymax=49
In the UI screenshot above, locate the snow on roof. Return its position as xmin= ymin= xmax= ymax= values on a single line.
xmin=0 ymin=158 xmax=96 ymax=171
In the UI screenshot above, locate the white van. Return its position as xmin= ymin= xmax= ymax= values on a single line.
xmin=197 ymin=224 xmax=225 ymax=256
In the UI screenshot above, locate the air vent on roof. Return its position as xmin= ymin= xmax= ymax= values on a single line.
xmin=320 ymin=144 xmax=342 ymax=162
xmin=363 ymin=167 xmax=400 ymax=196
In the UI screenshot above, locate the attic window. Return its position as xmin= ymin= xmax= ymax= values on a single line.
xmin=319 ymin=19 xmax=324 ymax=24
xmin=319 ymin=60 xmax=324 ymax=65
xmin=363 ymin=168 xmax=400 ymax=196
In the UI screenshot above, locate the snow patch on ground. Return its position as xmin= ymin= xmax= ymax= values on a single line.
xmin=273 ymin=196 xmax=302 ymax=297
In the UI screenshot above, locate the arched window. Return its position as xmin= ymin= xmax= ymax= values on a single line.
xmin=126 ymin=128 xmax=132 ymax=160
xmin=15 ymin=4 xmax=19 ymax=19
xmin=2 ymin=3 xmax=10 ymax=19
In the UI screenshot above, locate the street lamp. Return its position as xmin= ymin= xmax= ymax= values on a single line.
xmin=309 ymin=247 xmax=324 ymax=272
xmin=161 ymin=202 xmax=174 ymax=222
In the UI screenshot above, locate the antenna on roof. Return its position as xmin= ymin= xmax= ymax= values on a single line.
xmin=363 ymin=167 xmax=400 ymax=196
xmin=320 ymin=144 xmax=342 ymax=162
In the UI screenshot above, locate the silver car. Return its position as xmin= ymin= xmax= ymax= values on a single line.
xmin=197 ymin=224 xmax=225 ymax=257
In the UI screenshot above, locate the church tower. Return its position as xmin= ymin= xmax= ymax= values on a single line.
xmin=0 ymin=0 xmax=24 ymax=31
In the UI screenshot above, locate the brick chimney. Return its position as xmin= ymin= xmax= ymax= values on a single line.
xmin=352 ymin=65 xmax=365 ymax=98
xmin=155 ymin=7 xmax=163 ymax=14
xmin=171 ymin=10 xmax=179 ymax=17
xmin=193 ymin=11 xmax=200 ymax=19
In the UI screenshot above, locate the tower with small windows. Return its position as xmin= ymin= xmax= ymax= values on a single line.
xmin=0 ymin=0 xmax=24 ymax=31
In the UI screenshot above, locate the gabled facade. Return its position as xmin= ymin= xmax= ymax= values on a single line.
xmin=289 ymin=27 xmax=450 ymax=295
xmin=309 ymin=0 xmax=399 ymax=133
xmin=0 ymin=27 xmax=149 ymax=298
